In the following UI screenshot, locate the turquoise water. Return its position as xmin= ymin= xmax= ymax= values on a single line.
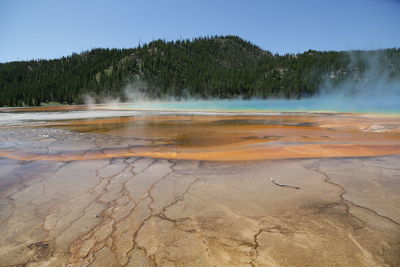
xmin=119 ymin=98 xmax=400 ymax=114
xmin=1 ymin=98 xmax=398 ymax=126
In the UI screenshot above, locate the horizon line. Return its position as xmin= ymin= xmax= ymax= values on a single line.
xmin=1 ymin=35 xmax=399 ymax=64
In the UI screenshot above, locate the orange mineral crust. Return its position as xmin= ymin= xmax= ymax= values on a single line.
xmin=1 ymin=144 xmax=400 ymax=162
xmin=1 ymin=109 xmax=400 ymax=266
xmin=1 ymin=112 xmax=399 ymax=161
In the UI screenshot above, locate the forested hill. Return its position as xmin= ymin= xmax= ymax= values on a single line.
xmin=1 ymin=35 xmax=399 ymax=106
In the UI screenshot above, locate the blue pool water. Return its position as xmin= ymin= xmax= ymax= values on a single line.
xmin=119 ymin=98 xmax=400 ymax=114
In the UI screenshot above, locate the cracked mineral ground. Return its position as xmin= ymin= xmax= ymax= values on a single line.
xmin=0 ymin=107 xmax=399 ymax=266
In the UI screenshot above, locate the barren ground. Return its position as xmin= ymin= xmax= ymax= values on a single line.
xmin=0 ymin=111 xmax=399 ymax=266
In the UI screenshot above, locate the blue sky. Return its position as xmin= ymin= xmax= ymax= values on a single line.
xmin=1 ymin=0 xmax=400 ymax=62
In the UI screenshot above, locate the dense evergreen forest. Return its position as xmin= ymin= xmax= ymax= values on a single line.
xmin=0 ymin=36 xmax=399 ymax=106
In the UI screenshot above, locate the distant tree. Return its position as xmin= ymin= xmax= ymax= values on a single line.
xmin=1 ymin=37 xmax=399 ymax=106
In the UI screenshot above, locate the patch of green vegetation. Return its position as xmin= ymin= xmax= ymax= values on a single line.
xmin=1 ymin=36 xmax=399 ymax=106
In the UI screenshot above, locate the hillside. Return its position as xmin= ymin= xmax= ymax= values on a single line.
xmin=0 ymin=36 xmax=399 ymax=106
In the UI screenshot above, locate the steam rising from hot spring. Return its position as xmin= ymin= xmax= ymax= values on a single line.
xmin=82 ymin=50 xmax=400 ymax=114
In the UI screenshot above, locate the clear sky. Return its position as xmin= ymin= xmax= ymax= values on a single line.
xmin=1 ymin=0 xmax=400 ymax=62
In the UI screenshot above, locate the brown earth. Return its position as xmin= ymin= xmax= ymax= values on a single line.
xmin=0 ymin=110 xmax=399 ymax=266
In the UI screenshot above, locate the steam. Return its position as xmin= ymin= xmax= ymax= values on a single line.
xmin=314 ymin=50 xmax=400 ymax=112
xmin=123 ymin=80 xmax=151 ymax=102
xmin=83 ymin=50 xmax=400 ymax=114
xmin=83 ymin=94 xmax=96 ymax=106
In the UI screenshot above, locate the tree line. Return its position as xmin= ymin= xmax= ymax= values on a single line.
xmin=0 ymin=35 xmax=399 ymax=106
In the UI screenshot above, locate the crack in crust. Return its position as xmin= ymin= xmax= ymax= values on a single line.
xmin=65 ymin=158 xmax=203 ymax=267
xmin=306 ymin=161 xmax=400 ymax=227
xmin=2 ymin=153 xmax=400 ymax=266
